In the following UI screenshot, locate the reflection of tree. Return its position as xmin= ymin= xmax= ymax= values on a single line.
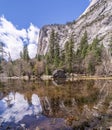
xmin=93 ymin=80 xmax=112 ymax=114
xmin=5 ymin=95 xmax=12 ymax=107
xmin=0 ymin=41 xmax=12 ymax=62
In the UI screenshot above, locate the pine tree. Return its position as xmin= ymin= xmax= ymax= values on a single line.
xmin=59 ymin=50 xmax=65 ymax=67
xmin=80 ymin=31 xmax=88 ymax=58
xmin=23 ymin=45 xmax=30 ymax=62
xmin=48 ymin=30 xmax=60 ymax=67
xmin=65 ymin=37 xmax=74 ymax=72
xmin=49 ymin=30 xmax=55 ymax=63
xmin=68 ymin=38 xmax=74 ymax=72
xmin=54 ymin=33 xmax=60 ymax=67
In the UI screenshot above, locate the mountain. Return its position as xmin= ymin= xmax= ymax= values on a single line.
xmin=38 ymin=0 xmax=112 ymax=55
xmin=37 ymin=0 xmax=112 ymax=75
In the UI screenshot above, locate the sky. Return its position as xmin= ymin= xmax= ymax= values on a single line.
xmin=0 ymin=0 xmax=91 ymax=60
xmin=0 ymin=0 xmax=90 ymax=28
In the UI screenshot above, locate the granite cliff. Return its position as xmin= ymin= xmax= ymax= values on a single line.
xmin=37 ymin=0 xmax=112 ymax=75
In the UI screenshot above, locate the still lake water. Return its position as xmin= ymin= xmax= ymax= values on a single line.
xmin=0 ymin=79 xmax=112 ymax=130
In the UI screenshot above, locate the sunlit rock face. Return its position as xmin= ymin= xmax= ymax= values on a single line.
xmin=37 ymin=0 xmax=112 ymax=55
xmin=0 ymin=92 xmax=42 ymax=123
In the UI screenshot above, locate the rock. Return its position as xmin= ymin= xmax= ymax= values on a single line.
xmin=37 ymin=0 xmax=112 ymax=56
xmin=52 ymin=69 xmax=66 ymax=79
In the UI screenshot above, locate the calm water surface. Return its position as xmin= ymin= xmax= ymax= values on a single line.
xmin=0 ymin=79 xmax=112 ymax=130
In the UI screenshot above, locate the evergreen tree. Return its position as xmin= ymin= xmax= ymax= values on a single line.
xmin=65 ymin=41 xmax=69 ymax=64
xmin=65 ymin=37 xmax=74 ymax=72
xmin=23 ymin=45 xmax=30 ymax=62
xmin=0 ymin=42 xmax=4 ymax=62
xmin=48 ymin=30 xmax=60 ymax=67
xmin=37 ymin=54 xmax=42 ymax=61
xmin=45 ymin=53 xmax=51 ymax=75
xmin=87 ymin=37 xmax=103 ymax=75
xmin=91 ymin=37 xmax=102 ymax=63
xmin=49 ymin=30 xmax=55 ymax=63
xmin=87 ymin=61 xmax=95 ymax=75
xmin=54 ymin=33 xmax=60 ymax=67
xmin=59 ymin=50 xmax=65 ymax=67
xmin=80 ymin=31 xmax=88 ymax=58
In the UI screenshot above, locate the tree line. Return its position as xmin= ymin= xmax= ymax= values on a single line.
xmin=0 ymin=30 xmax=107 ymax=77
xmin=42 ymin=30 xmax=103 ymax=75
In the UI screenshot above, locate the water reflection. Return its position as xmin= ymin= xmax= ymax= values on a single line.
xmin=0 ymin=79 xmax=111 ymax=130
xmin=0 ymin=92 xmax=42 ymax=123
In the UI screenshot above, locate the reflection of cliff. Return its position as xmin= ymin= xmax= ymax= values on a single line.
xmin=39 ymin=80 xmax=112 ymax=128
xmin=40 ymin=90 xmax=98 ymax=119
xmin=93 ymin=80 xmax=112 ymax=115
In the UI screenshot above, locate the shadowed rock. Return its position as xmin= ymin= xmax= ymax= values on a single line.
xmin=52 ymin=69 xmax=66 ymax=79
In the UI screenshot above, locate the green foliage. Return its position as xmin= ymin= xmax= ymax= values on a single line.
xmin=76 ymin=31 xmax=88 ymax=58
xmin=21 ymin=45 xmax=30 ymax=62
xmin=54 ymin=33 xmax=60 ymax=67
xmin=87 ymin=61 xmax=95 ymax=75
xmin=45 ymin=64 xmax=51 ymax=75
xmin=45 ymin=30 xmax=61 ymax=73
xmin=65 ymin=37 xmax=74 ymax=73
xmin=59 ymin=50 xmax=65 ymax=67
xmin=87 ymin=37 xmax=103 ymax=75
xmin=48 ymin=30 xmax=60 ymax=66
xmin=37 ymin=54 xmax=43 ymax=61
xmin=74 ymin=32 xmax=103 ymax=75
xmin=89 ymin=37 xmax=102 ymax=63
xmin=0 ymin=42 xmax=5 ymax=62
xmin=49 ymin=30 xmax=55 ymax=62
xmin=43 ymin=31 xmax=103 ymax=75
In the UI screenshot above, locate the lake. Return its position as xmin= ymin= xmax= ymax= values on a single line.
xmin=0 ymin=79 xmax=112 ymax=130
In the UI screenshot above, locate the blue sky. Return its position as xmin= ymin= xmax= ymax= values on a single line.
xmin=0 ymin=0 xmax=90 ymax=29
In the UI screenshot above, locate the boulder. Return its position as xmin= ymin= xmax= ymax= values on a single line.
xmin=52 ymin=69 xmax=66 ymax=79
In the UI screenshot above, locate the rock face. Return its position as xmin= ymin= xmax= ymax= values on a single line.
xmin=37 ymin=0 xmax=112 ymax=55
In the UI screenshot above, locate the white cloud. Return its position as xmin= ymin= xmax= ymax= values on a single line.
xmin=0 ymin=16 xmax=40 ymax=60
xmin=27 ymin=23 xmax=39 ymax=59
xmin=28 ymin=43 xmax=37 ymax=58
xmin=27 ymin=23 xmax=39 ymax=44
xmin=0 ymin=92 xmax=42 ymax=123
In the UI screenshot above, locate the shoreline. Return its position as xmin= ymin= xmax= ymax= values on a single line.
xmin=41 ymin=75 xmax=112 ymax=81
xmin=0 ymin=75 xmax=112 ymax=81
